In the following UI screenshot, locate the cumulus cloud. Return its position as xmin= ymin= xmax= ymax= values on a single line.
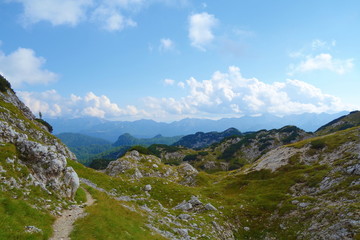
xmin=18 ymin=90 xmax=147 ymax=119
xmin=11 ymin=0 xmax=93 ymax=26
xmin=144 ymin=66 xmax=352 ymax=118
xmin=0 ymin=47 xmax=57 ymax=88
xmin=91 ymin=5 xmax=137 ymax=31
xmin=288 ymin=39 xmax=353 ymax=75
xmin=159 ymin=38 xmax=174 ymax=51
xmin=289 ymin=53 xmax=354 ymax=75
xmin=177 ymin=81 xmax=185 ymax=88
xmin=15 ymin=66 xmax=355 ymax=121
xmin=164 ymin=78 xmax=175 ymax=85
xmin=311 ymin=39 xmax=336 ymax=50
xmin=188 ymin=12 xmax=218 ymax=51
xmin=9 ymin=0 xmax=185 ymax=31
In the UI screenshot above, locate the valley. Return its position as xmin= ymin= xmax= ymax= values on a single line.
xmin=0 ymin=75 xmax=359 ymax=239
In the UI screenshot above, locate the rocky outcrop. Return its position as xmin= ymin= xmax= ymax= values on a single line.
xmin=105 ymin=150 xmax=200 ymax=186
xmin=247 ymin=126 xmax=360 ymax=239
xmin=106 ymin=150 xmax=178 ymax=179
xmin=0 ymin=87 xmax=79 ymax=199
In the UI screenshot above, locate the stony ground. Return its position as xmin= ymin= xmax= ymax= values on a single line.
xmin=50 ymin=188 xmax=95 ymax=240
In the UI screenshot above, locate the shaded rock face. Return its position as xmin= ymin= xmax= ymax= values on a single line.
xmin=0 ymin=88 xmax=79 ymax=199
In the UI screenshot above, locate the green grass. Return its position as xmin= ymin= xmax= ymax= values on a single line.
xmin=74 ymin=187 xmax=87 ymax=204
xmin=71 ymin=186 xmax=167 ymax=240
xmin=68 ymin=159 xmax=199 ymax=207
xmin=68 ymin=129 xmax=358 ymax=240
xmin=290 ymin=126 xmax=359 ymax=151
xmin=195 ymin=161 xmax=331 ymax=239
xmin=0 ymin=194 xmax=54 ymax=240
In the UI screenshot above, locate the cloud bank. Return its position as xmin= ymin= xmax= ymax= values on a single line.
xmin=17 ymin=66 xmax=355 ymax=121
xmin=18 ymin=90 xmax=147 ymax=119
xmin=144 ymin=66 xmax=353 ymax=119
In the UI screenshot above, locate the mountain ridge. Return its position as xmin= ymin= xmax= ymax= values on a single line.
xmin=47 ymin=112 xmax=347 ymax=141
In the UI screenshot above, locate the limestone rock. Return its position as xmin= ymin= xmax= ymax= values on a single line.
xmin=174 ymin=200 xmax=193 ymax=211
xmin=0 ymin=86 xmax=79 ymax=199
xmin=178 ymin=163 xmax=198 ymax=186
xmin=204 ymin=203 xmax=217 ymax=211
xmin=144 ymin=184 xmax=152 ymax=191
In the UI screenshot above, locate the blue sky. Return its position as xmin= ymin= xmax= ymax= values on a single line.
xmin=0 ymin=0 xmax=359 ymax=121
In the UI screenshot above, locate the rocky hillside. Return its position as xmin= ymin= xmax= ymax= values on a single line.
xmin=173 ymin=128 xmax=242 ymax=149
xmin=150 ymin=125 xmax=312 ymax=172
xmin=1 ymin=72 xmax=358 ymax=239
xmin=68 ymin=125 xmax=359 ymax=239
xmin=0 ymin=75 xmax=80 ymax=239
xmin=316 ymin=110 xmax=360 ymax=135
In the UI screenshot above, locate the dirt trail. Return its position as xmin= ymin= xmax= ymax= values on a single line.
xmin=50 ymin=188 xmax=95 ymax=240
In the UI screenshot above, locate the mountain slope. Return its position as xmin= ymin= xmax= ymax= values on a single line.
xmin=316 ymin=110 xmax=360 ymax=135
xmin=152 ymin=125 xmax=312 ymax=172
xmin=67 ymin=125 xmax=360 ymax=239
xmin=173 ymin=127 xmax=242 ymax=149
xmin=113 ymin=133 xmax=182 ymax=147
xmin=57 ymin=132 xmax=111 ymax=147
xmin=0 ymin=75 xmax=80 ymax=239
xmin=46 ymin=112 xmax=347 ymax=141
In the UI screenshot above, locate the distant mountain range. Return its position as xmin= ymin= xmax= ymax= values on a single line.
xmin=47 ymin=112 xmax=348 ymax=141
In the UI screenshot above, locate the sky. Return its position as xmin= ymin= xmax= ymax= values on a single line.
xmin=0 ymin=0 xmax=359 ymax=122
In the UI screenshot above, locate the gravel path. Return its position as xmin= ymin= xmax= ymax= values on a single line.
xmin=50 ymin=188 xmax=95 ymax=240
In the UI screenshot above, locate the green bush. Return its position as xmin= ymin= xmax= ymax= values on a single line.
xmin=198 ymin=151 xmax=209 ymax=156
xmin=0 ymin=74 xmax=12 ymax=92
xmin=183 ymin=154 xmax=198 ymax=161
xmin=129 ymin=145 xmax=150 ymax=155
xmin=35 ymin=118 xmax=53 ymax=133
xmin=310 ymin=139 xmax=326 ymax=150
xmin=89 ymin=159 xmax=113 ymax=170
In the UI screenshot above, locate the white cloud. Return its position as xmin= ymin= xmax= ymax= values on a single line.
xmin=288 ymin=39 xmax=353 ymax=75
xmin=311 ymin=39 xmax=336 ymax=50
xmin=164 ymin=78 xmax=175 ymax=85
xmin=0 ymin=47 xmax=57 ymax=88
xmin=91 ymin=6 xmax=137 ymax=31
xmin=311 ymin=39 xmax=327 ymax=50
xmin=290 ymin=39 xmax=337 ymax=59
xmin=289 ymin=53 xmax=354 ymax=75
xmin=9 ymin=0 xmax=186 ymax=31
xmin=15 ymin=66 xmax=356 ymax=121
xmin=177 ymin=81 xmax=185 ymax=88
xmin=144 ymin=66 xmax=352 ymax=118
xmin=188 ymin=12 xmax=218 ymax=51
xmin=17 ymin=90 xmax=148 ymax=119
xmin=11 ymin=0 xmax=93 ymax=26
xmin=159 ymin=38 xmax=174 ymax=51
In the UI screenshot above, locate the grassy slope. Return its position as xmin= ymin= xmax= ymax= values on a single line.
xmin=0 ymin=97 xmax=57 ymax=240
xmin=0 ymin=143 xmax=56 ymax=240
xmin=71 ymin=185 xmax=166 ymax=240
xmin=316 ymin=111 xmax=360 ymax=135
xmin=69 ymin=126 xmax=360 ymax=239
xmin=0 ymin=90 xmax=82 ymax=239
